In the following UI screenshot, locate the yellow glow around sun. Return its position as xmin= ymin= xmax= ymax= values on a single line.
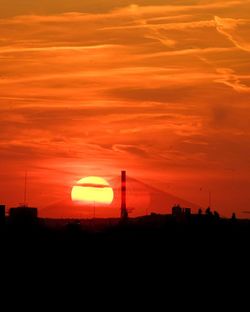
xmin=71 ymin=176 xmax=114 ymax=205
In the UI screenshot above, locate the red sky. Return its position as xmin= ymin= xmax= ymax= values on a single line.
xmin=0 ymin=0 xmax=250 ymax=217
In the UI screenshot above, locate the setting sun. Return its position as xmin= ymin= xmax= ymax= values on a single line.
xmin=71 ymin=177 xmax=114 ymax=206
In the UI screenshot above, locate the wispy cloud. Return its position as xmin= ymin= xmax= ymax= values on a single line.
xmin=143 ymin=47 xmax=236 ymax=58
xmin=101 ymin=19 xmax=216 ymax=31
xmin=112 ymin=144 xmax=149 ymax=158
xmin=1 ymin=0 xmax=250 ymax=213
xmin=0 ymin=44 xmax=119 ymax=54
xmin=116 ymin=1 xmax=249 ymax=16
xmin=215 ymin=67 xmax=250 ymax=92
xmin=214 ymin=16 xmax=250 ymax=52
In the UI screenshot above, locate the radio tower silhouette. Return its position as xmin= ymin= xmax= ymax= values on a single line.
xmin=121 ymin=170 xmax=128 ymax=221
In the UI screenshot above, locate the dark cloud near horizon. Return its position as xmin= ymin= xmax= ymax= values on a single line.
xmin=112 ymin=144 xmax=149 ymax=158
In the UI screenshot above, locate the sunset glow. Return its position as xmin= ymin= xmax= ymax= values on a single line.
xmin=0 ymin=1 xmax=250 ymax=218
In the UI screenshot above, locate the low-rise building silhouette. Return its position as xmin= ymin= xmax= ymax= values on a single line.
xmin=0 ymin=205 xmax=5 ymax=225
xmin=9 ymin=206 xmax=38 ymax=226
xmin=172 ymin=204 xmax=191 ymax=218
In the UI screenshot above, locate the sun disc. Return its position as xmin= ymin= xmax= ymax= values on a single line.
xmin=71 ymin=176 xmax=114 ymax=205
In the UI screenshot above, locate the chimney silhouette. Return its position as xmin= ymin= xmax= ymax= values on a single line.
xmin=121 ymin=170 xmax=128 ymax=221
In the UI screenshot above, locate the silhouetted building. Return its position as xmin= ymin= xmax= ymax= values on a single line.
xmin=0 ymin=205 xmax=5 ymax=225
xmin=184 ymin=208 xmax=191 ymax=216
xmin=172 ymin=204 xmax=182 ymax=217
xmin=9 ymin=206 xmax=38 ymax=225
xmin=231 ymin=212 xmax=237 ymax=222
xmin=205 ymin=207 xmax=212 ymax=216
xmin=214 ymin=211 xmax=220 ymax=220
xmin=172 ymin=205 xmax=191 ymax=218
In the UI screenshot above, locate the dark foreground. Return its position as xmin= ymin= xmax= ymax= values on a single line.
xmin=1 ymin=214 xmax=249 ymax=302
xmin=1 ymin=214 xmax=249 ymax=262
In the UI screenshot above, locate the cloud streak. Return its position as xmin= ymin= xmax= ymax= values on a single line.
xmin=215 ymin=67 xmax=250 ymax=92
xmin=0 ymin=44 xmax=119 ymax=54
xmin=214 ymin=16 xmax=250 ymax=52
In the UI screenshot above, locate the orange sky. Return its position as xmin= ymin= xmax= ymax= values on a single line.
xmin=0 ymin=0 xmax=250 ymax=217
